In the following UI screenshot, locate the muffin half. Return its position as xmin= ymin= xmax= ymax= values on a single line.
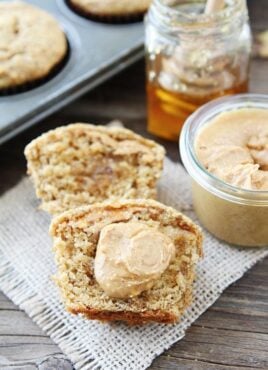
xmin=24 ymin=123 xmax=165 ymax=215
xmin=50 ymin=199 xmax=203 ymax=325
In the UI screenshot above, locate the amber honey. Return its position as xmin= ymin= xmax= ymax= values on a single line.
xmin=147 ymin=80 xmax=249 ymax=141
xmin=145 ymin=0 xmax=252 ymax=141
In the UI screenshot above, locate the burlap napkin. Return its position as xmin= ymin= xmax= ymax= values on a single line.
xmin=0 ymin=157 xmax=267 ymax=370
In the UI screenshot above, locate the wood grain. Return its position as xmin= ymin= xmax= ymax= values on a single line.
xmin=0 ymin=0 xmax=267 ymax=369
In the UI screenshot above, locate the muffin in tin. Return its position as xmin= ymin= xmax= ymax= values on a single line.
xmin=67 ymin=0 xmax=151 ymax=23
xmin=0 ymin=1 xmax=68 ymax=94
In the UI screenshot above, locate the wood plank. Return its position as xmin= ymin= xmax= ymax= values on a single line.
xmin=0 ymin=292 xmax=18 ymax=311
xmin=0 ymin=310 xmax=50 ymax=337
xmin=167 ymin=327 xmax=268 ymax=368
xmin=0 ymin=338 xmax=60 ymax=361
xmin=0 ymin=354 xmax=72 ymax=370
xmin=152 ymin=355 xmax=250 ymax=370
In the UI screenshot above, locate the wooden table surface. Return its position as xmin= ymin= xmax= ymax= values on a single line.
xmin=1 ymin=1 xmax=268 ymax=369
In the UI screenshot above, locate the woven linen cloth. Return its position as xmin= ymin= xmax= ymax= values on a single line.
xmin=0 ymin=157 xmax=267 ymax=370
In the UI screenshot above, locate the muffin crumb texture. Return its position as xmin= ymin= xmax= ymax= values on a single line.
xmin=24 ymin=123 xmax=165 ymax=215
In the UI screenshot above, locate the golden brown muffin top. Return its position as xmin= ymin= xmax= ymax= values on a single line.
xmin=0 ymin=1 xmax=67 ymax=89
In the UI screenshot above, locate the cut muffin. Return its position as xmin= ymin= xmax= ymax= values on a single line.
xmin=68 ymin=0 xmax=151 ymax=23
xmin=24 ymin=123 xmax=165 ymax=215
xmin=50 ymin=199 xmax=203 ymax=325
xmin=0 ymin=1 xmax=67 ymax=92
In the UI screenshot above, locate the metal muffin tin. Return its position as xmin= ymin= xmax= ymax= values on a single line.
xmin=0 ymin=0 xmax=144 ymax=144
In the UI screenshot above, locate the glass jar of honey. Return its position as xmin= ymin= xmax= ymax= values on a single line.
xmin=145 ymin=0 xmax=252 ymax=141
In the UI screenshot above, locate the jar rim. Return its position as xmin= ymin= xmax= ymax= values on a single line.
xmin=152 ymin=0 xmax=247 ymax=27
xmin=180 ymin=94 xmax=268 ymax=206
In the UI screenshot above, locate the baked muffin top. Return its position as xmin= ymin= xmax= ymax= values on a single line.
xmin=0 ymin=1 xmax=67 ymax=90
xmin=69 ymin=0 xmax=151 ymax=16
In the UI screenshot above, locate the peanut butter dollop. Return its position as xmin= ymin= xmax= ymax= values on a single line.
xmin=195 ymin=108 xmax=268 ymax=190
xmin=94 ymin=222 xmax=175 ymax=298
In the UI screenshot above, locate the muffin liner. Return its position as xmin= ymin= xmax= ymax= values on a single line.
xmin=66 ymin=0 xmax=145 ymax=24
xmin=0 ymin=40 xmax=70 ymax=96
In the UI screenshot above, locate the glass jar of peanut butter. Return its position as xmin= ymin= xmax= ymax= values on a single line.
xmin=145 ymin=0 xmax=252 ymax=141
xmin=180 ymin=94 xmax=268 ymax=247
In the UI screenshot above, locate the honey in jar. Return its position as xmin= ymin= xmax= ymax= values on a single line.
xmin=145 ymin=0 xmax=252 ymax=141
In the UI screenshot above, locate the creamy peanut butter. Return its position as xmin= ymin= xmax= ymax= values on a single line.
xmin=94 ymin=222 xmax=175 ymax=298
xmin=195 ymin=108 xmax=268 ymax=191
